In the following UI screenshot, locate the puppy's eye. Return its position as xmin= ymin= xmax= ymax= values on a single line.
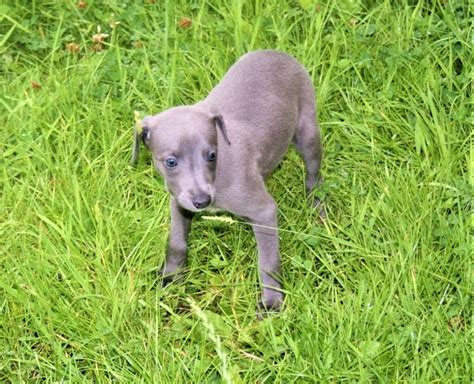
xmin=165 ymin=157 xmax=178 ymax=168
xmin=207 ymin=151 xmax=217 ymax=162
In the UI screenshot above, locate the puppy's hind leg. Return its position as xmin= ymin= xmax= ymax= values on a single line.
xmin=294 ymin=91 xmax=326 ymax=218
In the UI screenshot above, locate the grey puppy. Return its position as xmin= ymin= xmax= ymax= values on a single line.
xmin=132 ymin=50 xmax=323 ymax=313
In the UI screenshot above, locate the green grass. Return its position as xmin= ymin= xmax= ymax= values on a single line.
xmin=1 ymin=0 xmax=472 ymax=382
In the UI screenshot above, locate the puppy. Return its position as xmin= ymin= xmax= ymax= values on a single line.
xmin=132 ymin=50 xmax=323 ymax=314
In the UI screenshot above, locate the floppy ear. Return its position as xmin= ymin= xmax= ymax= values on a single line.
xmin=130 ymin=117 xmax=151 ymax=166
xmin=141 ymin=126 xmax=150 ymax=147
xmin=213 ymin=115 xmax=231 ymax=145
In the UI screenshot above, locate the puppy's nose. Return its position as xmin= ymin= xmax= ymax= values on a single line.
xmin=192 ymin=194 xmax=211 ymax=209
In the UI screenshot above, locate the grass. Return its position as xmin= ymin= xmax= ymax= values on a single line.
xmin=1 ymin=0 xmax=472 ymax=382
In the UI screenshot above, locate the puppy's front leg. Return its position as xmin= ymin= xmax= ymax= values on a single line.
xmin=160 ymin=197 xmax=193 ymax=286
xmin=248 ymin=197 xmax=284 ymax=313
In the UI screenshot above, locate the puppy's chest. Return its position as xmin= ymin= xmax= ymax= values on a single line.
xmin=202 ymin=197 xmax=235 ymax=216
xmin=203 ymin=206 xmax=225 ymax=214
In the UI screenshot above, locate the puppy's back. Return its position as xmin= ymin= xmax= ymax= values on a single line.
xmin=206 ymin=50 xmax=312 ymax=129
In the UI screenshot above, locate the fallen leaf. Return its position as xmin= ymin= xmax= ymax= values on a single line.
xmin=133 ymin=40 xmax=144 ymax=49
xmin=178 ymin=17 xmax=192 ymax=29
xmin=92 ymin=33 xmax=108 ymax=44
xmin=91 ymin=43 xmax=103 ymax=52
xmin=65 ymin=43 xmax=80 ymax=53
xmin=31 ymin=81 xmax=41 ymax=90
xmin=448 ymin=316 xmax=464 ymax=331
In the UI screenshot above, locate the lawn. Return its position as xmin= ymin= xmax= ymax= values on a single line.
xmin=1 ymin=0 xmax=472 ymax=382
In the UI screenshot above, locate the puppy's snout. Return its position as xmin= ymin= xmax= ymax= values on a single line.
xmin=192 ymin=194 xmax=211 ymax=209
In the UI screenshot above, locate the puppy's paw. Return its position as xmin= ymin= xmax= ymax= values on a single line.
xmin=257 ymin=292 xmax=284 ymax=319
xmin=159 ymin=269 xmax=183 ymax=288
xmin=161 ymin=274 xmax=175 ymax=287
xmin=314 ymin=197 xmax=327 ymax=220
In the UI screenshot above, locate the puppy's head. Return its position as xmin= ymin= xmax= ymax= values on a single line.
xmin=140 ymin=105 xmax=230 ymax=212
